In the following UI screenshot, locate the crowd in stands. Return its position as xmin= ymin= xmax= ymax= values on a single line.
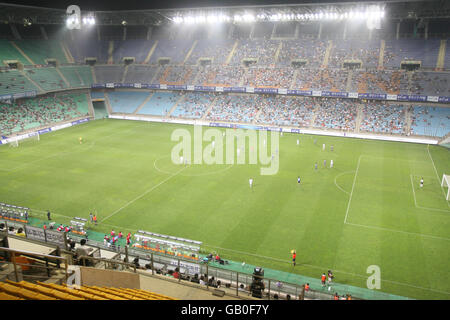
xmin=278 ymin=39 xmax=327 ymax=68
xmin=171 ymin=92 xmax=216 ymax=119
xmin=409 ymin=105 xmax=450 ymax=137
xmin=206 ymin=94 xmax=260 ymax=123
xmin=195 ymin=65 xmax=245 ymax=86
xmin=243 ymin=67 xmax=295 ymax=88
xmin=313 ymin=98 xmax=357 ymax=131
xmin=360 ymin=102 xmax=405 ymax=134
xmin=0 ymin=93 xmax=89 ymax=136
xmin=230 ymin=39 xmax=279 ymax=66
xmin=256 ymin=96 xmax=315 ymax=127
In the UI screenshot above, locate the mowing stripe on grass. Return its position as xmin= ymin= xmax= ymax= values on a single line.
xmin=101 ymin=166 xmax=188 ymax=223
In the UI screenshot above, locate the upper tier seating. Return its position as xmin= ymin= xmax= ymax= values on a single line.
xmin=383 ymin=39 xmax=441 ymax=69
xmin=278 ymin=39 xmax=327 ymax=68
xmin=0 ymin=69 xmax=37 ymax=95
xmin=0 ymin=40 xmax=29 ymax=65
xmin=25 ymin=67 xmax=67 ymax=91
xmin=186 ymin=39 xmax=234 ymax=65
xmin=230 ymin=39 xmax=279 ymax=66
xmin=94 ymin=65 xmax=125 ymax=83
xmin=59 ymin=66 xmax=93 ymax=88
xmin=14 ymin=40 xmax=68 ymax=65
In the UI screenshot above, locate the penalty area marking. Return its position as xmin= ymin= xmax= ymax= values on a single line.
xmin=334 ymin=171 xmax=355 ymax=196
xmin=427 ymin=144 xmax=450 ymax=208
xmin=409 ymin=174 xmax=450 ymax=213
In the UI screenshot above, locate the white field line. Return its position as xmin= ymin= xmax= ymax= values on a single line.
xmin=409 ymin=174 xmax=450 ymax=213
xmin=205 ymin=244 xmax=450 ymax=296
xmin=345 ymin=221 xmax=450 ymax=242
xmin=427 ymin=144 xmax=450 ymax=208
xmin=343 ymin=155 xmax=361 ymax=224
xmin=101 ymin=166 xmax=187 ymax=223
xmin=334 ymin=171 xmax=354 ymax=196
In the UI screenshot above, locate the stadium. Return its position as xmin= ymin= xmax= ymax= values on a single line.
xmin=0 ymin=0 xmax=449 ymax=302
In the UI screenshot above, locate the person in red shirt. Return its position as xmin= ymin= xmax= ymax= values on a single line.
xmin=321 ymin=273 xmax=326 ymax=287
xmin=305 ymin=283 xmax=310 ymax=291
xmin=334 ymin=293 xmax=339 ymax=300
xmin=292 ymin=251 xmax=297 ymax=266
xmin=118 ymin=231 xmax=123 ymax=238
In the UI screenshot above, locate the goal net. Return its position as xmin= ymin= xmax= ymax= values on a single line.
xmin=441 ymin=174 xmax=450 ymax=201
xmin=9 ymin=133 xmax=39 ymax=147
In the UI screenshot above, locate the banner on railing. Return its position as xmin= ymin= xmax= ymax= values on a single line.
xmin=86 ymin=83 xmax=450 ymax=104
xmin=25 ymin=225 xmax=46 ymax=242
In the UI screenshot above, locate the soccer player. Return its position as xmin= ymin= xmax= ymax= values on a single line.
xmin=315 ymin=162 xmax=318 ymax=170
xmin=330 ymin=159 xmax=334 ymax=168
xmin=322 ymin=143 xmax=325 ymax=151
xmin=47 ymin=210 xmax=51 ymax=221
xmin=292 ymin=250 xmax=297 ymax=266
xmin=330 ymin=145 xmax=334 ymax=152
xmin=249 ymin=178 xmax=253 ymax=189
xmin=328 ymin=270 xmax=334 ymax=285
xmin=323 ymin=159 xmax=327 ymax=167
xmin=297 ymin=139 xmax=299 ymax=146
xmin=420 ymin=177 xmax=424 ymax=188
xmin=297 ymin=176 xmax=301 ymax=185
xmin=79 ymin=137 xmax=83 ymax=144
xmin=180 ymin=155 xmax=184 ymax=165
xmin=212 ymin=140 xmax=215 ymax=149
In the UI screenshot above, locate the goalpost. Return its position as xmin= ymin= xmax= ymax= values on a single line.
xmin=8 ymin=133 xmax=39 ymax=147
xmin=441 ymin=174 xmax=450 ymax=201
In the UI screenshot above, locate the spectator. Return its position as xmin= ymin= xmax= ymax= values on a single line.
xmin=16 ymin=228 xmax=25 ymax=237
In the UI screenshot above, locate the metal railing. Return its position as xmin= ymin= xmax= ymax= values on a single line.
xmin=0 ymin=246 xmax=69 ymax=283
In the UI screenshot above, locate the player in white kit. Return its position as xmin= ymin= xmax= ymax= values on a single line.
xmin=249 ymin=178 xmax=253 ymax=189
xmin=330 ymin=159 xmax=334 ymax=168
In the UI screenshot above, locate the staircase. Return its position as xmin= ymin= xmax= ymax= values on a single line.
xmin=291 ymin=69 xmax=299 ymax=89
xmin=201 ymin=97 xmax=218 ymax=120
xmin=90 ymin=66 xmax=97 ymax=83
xmin=378 ymin=40 xmax=385 ymax=69
xmin=150 ymin=66 xmax=161 ymax=84
xmin=86 ymin=93 xmax=95 ymax=117
xmin=107 ymin=41 xmax=114 ymax=64
xmin=322 ymin=40 xmax=333 ymax=67
xmin=19 ymin=70 xmax=43 ymax=92
xmin=121 ymin=65 xmax=129 ymax=83
xmin=355 ymin=104 xmax=364 ymax=133
xmin=133 ymin=92 xmax=154 ymax=114
xmin=167 ymin=94 xmax=185 ymax=117
xmin=103 ymin=92 xmax=113 ymax=115
xmin=10 ymin=41 xmax=34 ymax=65
xmin=274 ymin=41 xmax=282 ymax=64
xmin=225 ymin=41 xmax=239 ymax=65
xmin=55 ymin=68 xmax=70 ymax=87
xmin=183 ymin=40 xmax=197 ymax=64
xmin=346 ymin=70 xmax=354 ymax=92
xmin=144 ymin=40 xmax=158 ymax=64
xmin=436 ymin=39 xmax=446 ymax=70
xmin=60 ymin=42 xmax=74 ymax=64
xmin=404 ymin=105 xmax=412 ymax=135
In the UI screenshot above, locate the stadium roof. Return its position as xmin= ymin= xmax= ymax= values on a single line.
xmin=0 ymin=0 xmax=448 ymax=26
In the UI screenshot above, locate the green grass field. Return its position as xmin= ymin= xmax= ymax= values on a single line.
xmin=0 ymin=118 xmax=449 ymax=299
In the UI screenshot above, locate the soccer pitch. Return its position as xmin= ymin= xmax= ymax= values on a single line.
xmin=0 ymin=118 xmax=449 ymax=299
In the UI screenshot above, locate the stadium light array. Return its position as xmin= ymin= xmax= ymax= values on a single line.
xmin=171 ymin=6 xmax=384 ymax=24
xmin=82 ymin=16 xmax=96 ymax=25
